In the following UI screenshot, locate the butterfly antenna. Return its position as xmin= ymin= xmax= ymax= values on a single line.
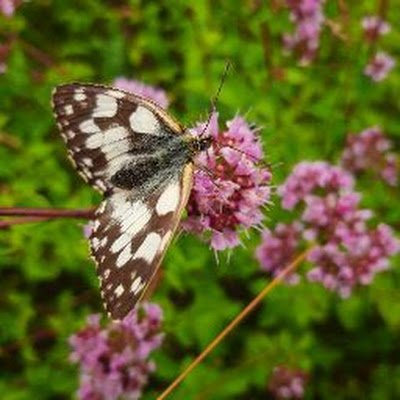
xmin=199 ymin=60 xmax=232 ymax=138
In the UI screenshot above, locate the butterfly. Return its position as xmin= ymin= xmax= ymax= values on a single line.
xmin=52 ymin=83 xmax=212 ymax=320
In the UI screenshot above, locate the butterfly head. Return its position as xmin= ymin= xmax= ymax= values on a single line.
xmin=186 ymin=135 xmax=213 ymax=158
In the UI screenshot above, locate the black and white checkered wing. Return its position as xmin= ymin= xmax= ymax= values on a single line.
xmin=90 ymin=167 xmax=192 ymax=320
xmin=52 ymin=83 xmax=182 ymax=194
xmin=53 ymin=83 xmax=193 ymax=320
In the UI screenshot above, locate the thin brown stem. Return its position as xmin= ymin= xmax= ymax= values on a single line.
xmin=0 ymin=207 xmax=94 ymax=219
xmin=17 ymin=38 xmax=56 ymax=69
xmin=0 ymin=132 xmax=21 ymax=150
xmin=377 ymin=0 xmax=389 ymax=18
xmin=157 ymin=248 xmax=311 ymax=400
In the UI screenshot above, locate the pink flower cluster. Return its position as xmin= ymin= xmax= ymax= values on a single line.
xmin=364 ymin=51 xmax=395 ymax=82
xmin=308 ymin=223 xmax=399 ymax=297
xmin=184 ymin=113 xmax=272 ymax=250
xmin=0 ymin=0 xmax=19 ymax=16
xmin=361 ymin=15 xmax=395 ymax=82
xmin=256 ymin=161 xmax=400 ymax=297
xmin=283 ymin=0 xmax=325 ymax=65
xmin=268 ymin=366 xmax=308 ymax=399
xmin=362 ymin=15 xmax=391 ymax=42
xmin=0 ymin=1 xmax=17 ymax=74
xmin=113 ymin=77 xmax=169 ymax=109
xmin=255 ymin=222 xmax=302 ymax=284
xmin=279 ymin=162 xmax=353 ymax=210
xmin=341 ymin=126 xmax=398 ymax=186
xmin=69 ymin=303 xmax=164 ymax=400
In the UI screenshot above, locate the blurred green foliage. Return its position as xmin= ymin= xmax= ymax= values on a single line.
xmin=0 ymin=1 xmax=399 ymax=399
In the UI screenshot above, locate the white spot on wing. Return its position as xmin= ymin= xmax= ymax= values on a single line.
xmin=130 ymin=277 xmax=145 ymax=295
xmin=111 ymin=200 xmax=151 ymax=254
xmin=64 ymin=105 xmax=73 ymax=115
xmin=156 ymin=181 xmax=181 ymax=216
xmin=129 ymin=106 xmax=159 ymax=134
xmin=93 ymin=94 xmax=118 ymax=118
xmin=116 ymin=244 xmax=132 ymax=268
xmin=110 ymin=192 xmax=131 ymax=218
xmin=115 ymin=284 xmax=124 ymax=298
xmin=93 ymin=220 xmax=101 ymax=231
xmin=80 ymin=119 xmax=99 ymax=133
xmin=104 ymin=125 xmax=130 ymax=145
xmin=98 ymin=202 xmax=106 ymax=214
xmin=82 ymin=158 xmax=93 ymax=167
xmin=74 ymin=91 xmax=86 ymax=101
xmin=105 ymin=154 xmax=132 ymax=177
xmin=107 ymin=89 xmax=125 ymax=99
xmin=133 ymin=232 xmax=162 ymax=263
xmin=66 ymin=130 xmax=76 ymax=139
xmin=95 ymin=180 xmax=107 ymax=192
xmin=85 ymin=125 xmax=130 ymax=162
xmin=91 ymin=237 xmax=100 ymax=250
xmin=103 ymin=139 xmax=130 ymax=161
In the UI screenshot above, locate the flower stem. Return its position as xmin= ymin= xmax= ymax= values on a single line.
xmin=378 ymin=0 xmax=389 ymax=18
xmin=0 ymin=207 xmax=94 ymax=219
xmin=157 ymin=248 xmax=311 ymax=400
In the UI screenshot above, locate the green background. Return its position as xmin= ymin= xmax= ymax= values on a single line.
xmin=0 ymin=1 xmax=399 ymax=399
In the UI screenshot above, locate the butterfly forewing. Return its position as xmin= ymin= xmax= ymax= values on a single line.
xmin=52 ymin=83 xmax=183 ymax=194
xmin=53 ymin=83 xmax=194 ymax=320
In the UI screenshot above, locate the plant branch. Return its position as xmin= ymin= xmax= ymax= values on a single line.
xmin=377 ymin=0 xmax=389 ymax=18
xmin=16 ymin=37 xmax=59 ymax=69
xmin=0 ymin=207 xmax=95 ymax=219
xmin=157 ymin=248 xmax=311 ymax=400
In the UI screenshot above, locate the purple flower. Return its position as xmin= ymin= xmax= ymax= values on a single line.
xmin=258 ymin=161 xmax=400 ymax=297
xmin=283 ymin=0 xmax=325 ymax=65
xmin=268 ymin=365 xmax=308 ymax=399
xmin=82 ymin=221 xmax=94 ymax=239
xmin=183 ymin=112 xmax=272 ymax=251
xmin=113 ymin=77 xmax=169 ymax=109
xmin=69 ymin=303 xmax=164 ymax=400
xmin=0 ymin=0 xmax=19 ymax=16
xmin=255 ymin=222 xmax=302 ymax=284
xmin=362 ymin=15 xmax=391 ymax=42
xmin=278 ymin=161 xmax=353 ymax=210
xmin=301 ymin=191 xmax=371 ymax=241
xmin=364 ymin=51 xmax=395 ymax=82
xmin=341 ymin=126 xmax=398 ymax=186
xmin=307 ymin=224 xmax=400 ymax=298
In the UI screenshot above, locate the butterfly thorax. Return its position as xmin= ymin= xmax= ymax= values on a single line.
xmin=110 ymin=131 xmax=211 ymax=198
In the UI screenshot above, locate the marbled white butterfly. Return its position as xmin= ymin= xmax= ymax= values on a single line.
xmin=52 ymin=83 xmax=211 ymax=320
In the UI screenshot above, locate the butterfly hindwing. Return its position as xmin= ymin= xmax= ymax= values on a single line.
xmin=90 ymin=165 xmax=193 ymax=320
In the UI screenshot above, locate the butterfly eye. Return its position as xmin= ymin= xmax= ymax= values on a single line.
xmin=199 ymin=136 xmax=213 ymax=151
xmin=187 ymin=136 xmax=213 ymax=156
